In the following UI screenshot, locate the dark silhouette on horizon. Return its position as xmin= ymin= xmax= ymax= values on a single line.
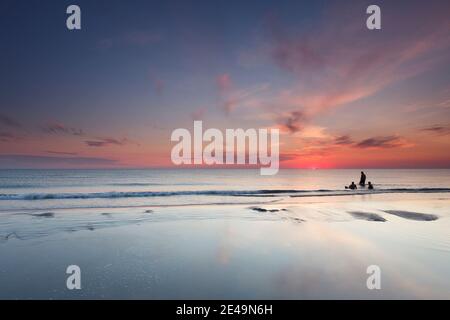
xmin=359 ymin=171 xmax=366 ymax=186
xmin=347 ymin=182 xmax=357 ymax=190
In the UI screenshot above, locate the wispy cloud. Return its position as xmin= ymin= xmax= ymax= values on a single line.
xmin=279 ymin=153 xmax=300 ymax=162
xmin=354 ymin=136 xmax=409 ymax=149
xmin=280 ymin=132 xmax=413 ymax=165
xmin=420 ymin=125 xmax=450 ymax=136
xmin=216 ymin=73 xmax=269 ymax=114
xmin=45 ymin=150 xmax=78 ymax=156
xmin=277 ymin=111 xmax=307 ymax=133
xmin=43 ymin=122 xmax=83 ymax=136
xmin=225 ymin=84 xmax=269 ymax=114
xmin=84 ymin=137 xmax=130 ymax=147
xmin=334 ymin=135 xmax=354 ymax=145
xmin=264 ymin=1 xmax=450 ymax=119
xmin=0 ymin=131 xmax=21 ymax=142
xmin=0 ymin=114 xmax=21 ymax=128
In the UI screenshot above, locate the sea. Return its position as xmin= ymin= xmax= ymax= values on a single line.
xmin=0 ymin=168 xmax=449 ymax=210
xmin=0 ymin=169 xmax=449 ymax=299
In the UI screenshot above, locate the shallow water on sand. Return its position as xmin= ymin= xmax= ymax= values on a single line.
xmin=1 ymin=189 xmax=449 ymax=299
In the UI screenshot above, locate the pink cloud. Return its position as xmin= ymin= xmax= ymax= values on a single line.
xmin=354 ymin=136 xmax=411 ymax=149
xmin=190 ymin=107 xmax=206 ymax=120
xmin=277 ymin=111 xmax=307 ymax=133
xmin=215 ymin=73 xmax=269 ymax=114
xmin=265 ymin=1 xmax=450 ymax=119
xmin=216 ymin=73 xmax=232 ymax=93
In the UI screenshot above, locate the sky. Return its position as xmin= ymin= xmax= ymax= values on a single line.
xmin=0 ymin=0 xmax=449 ymax=169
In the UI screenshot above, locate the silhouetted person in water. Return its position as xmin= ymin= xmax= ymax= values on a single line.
xmin=368 ymin=182 xmax=374 ymax=190
xmin=348 ymin=182 xmax=357 ymax=190
xmin=359 ymin=171 xmax=366 ymax=186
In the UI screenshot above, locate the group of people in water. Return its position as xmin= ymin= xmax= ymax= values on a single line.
xmin=346 ymin=171 xmax=374 ymax=190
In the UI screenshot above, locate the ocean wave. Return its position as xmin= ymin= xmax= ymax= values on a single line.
xmin=0 ymin=188 xmax=449 ymax=201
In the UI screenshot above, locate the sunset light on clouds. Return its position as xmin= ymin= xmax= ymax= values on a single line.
xmin=2 ymin=0 xmax=450 ymax=303
xmin=0 ymin=0 xmax=449 ymax=169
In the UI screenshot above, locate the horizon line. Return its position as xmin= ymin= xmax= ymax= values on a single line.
xmin=1 ymin=167 xmax=449 ymax=170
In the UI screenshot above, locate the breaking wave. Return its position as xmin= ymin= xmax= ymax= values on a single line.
xmin=0 ymin=188 xmax=449 ymax=201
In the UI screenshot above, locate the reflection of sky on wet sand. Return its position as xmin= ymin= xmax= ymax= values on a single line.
xmin=0 ymin=193 xmax=449 ymax=299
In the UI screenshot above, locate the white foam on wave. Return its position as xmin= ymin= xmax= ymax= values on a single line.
xmin=0 ymin=188 xmax=449 ymax=201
